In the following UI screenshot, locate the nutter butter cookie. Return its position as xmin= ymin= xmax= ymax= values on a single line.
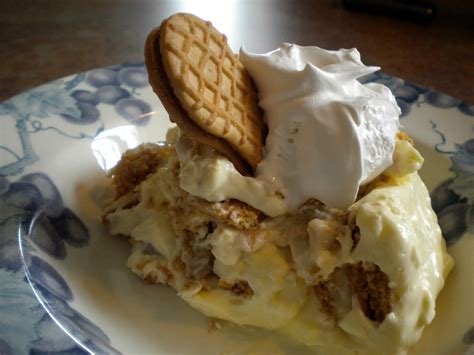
xmin=145 ymin=13 xmax=265 ymax=174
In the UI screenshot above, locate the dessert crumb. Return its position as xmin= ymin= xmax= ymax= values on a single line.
xmin=208 ymin=318 xmax=222 ymax=333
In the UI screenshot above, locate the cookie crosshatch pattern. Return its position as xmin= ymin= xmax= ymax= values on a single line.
xmin=160 ymin=13 xmax=264 ymax=169
xmin=0 ymin=63 xmax=472 ymax=353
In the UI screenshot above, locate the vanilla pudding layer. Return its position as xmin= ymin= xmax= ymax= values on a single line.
xmin=104 ymin=129 xmax=453 ymax=355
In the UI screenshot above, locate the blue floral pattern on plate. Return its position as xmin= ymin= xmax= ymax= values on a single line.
xmin=0 ymin=173 xmax=118 ymax=354
xmin=0 ymin=63 xmax=150 ymax=176
xmin=0 ymin=64 xmax=154 ymax=354
xmin=431 ymin=138 xmax=474 ymax=245
xmin=0 ymin=64 xmax=472 ymax=354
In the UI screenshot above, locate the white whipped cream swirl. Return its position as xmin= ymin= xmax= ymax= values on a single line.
xmin=241 ymin=44 xmax=400 ymax=210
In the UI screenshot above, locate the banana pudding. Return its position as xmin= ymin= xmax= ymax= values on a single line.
xmin=103 ymin=13 xmax=453 ymax=355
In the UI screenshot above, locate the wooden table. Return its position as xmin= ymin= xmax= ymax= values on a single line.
xmin=1 ymin=0 xmax=473 ymax=103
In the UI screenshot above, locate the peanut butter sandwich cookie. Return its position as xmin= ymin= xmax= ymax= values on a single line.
xmin=145 ymin=13 xmax=265 ymax=174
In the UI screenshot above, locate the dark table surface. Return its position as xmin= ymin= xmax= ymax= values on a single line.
xmin=1 ymin=0 xmax=473 ymax=103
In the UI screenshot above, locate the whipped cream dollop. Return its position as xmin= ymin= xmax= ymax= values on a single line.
xmin=241 ymin=44 xmax=400 ymax=209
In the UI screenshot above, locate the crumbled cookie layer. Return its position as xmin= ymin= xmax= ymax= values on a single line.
xmin=109 ymin=143 xmax=172 ymax=197
xmin=314 ymin=262 xmax=392 ymax=323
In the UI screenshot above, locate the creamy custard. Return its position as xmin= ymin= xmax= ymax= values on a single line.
xmin=104 ymin=42 xmax=453 ymax=355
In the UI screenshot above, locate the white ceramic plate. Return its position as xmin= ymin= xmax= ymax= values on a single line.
xmin=0 ymin=64 xmax=473 ymax=354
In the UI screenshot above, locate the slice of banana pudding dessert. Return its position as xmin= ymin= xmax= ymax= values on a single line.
xmin=103 ymin=13 xmax=453 ymax=355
